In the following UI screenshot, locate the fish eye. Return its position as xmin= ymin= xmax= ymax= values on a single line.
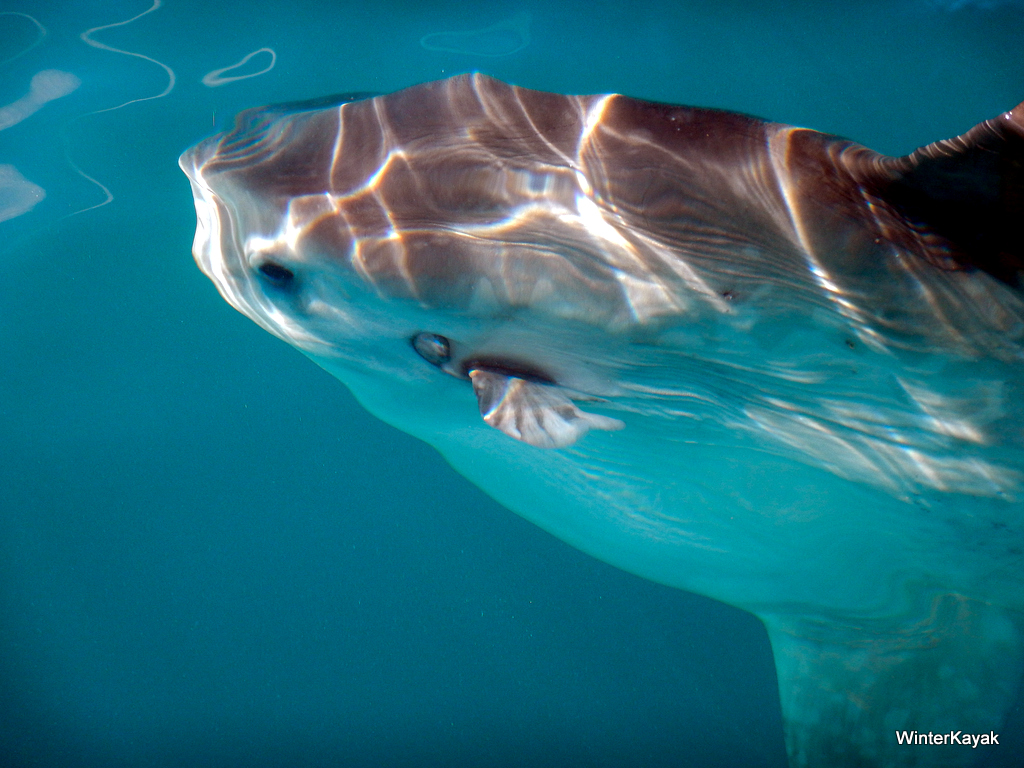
xmin=412 ymin=332 xmax=451 ymax=367
xmin=257 ymin=261 xmax=295 ymax=284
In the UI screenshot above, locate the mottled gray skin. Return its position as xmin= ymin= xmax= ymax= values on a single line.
xmin=181 ymin=74 xmax=1024 ymax=767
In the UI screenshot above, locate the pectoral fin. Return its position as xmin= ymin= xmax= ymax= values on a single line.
xmin=469 ymin=369 xmax=624 ymax=449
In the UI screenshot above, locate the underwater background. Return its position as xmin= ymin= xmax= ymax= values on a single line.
xmin=1 ymin=1 xmax=1023 ymax=765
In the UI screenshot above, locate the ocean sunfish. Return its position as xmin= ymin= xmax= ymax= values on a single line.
xmin=179 ymin=74 xmax=1024 ymax=767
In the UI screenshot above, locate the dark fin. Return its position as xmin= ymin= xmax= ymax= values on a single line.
xmin=871 ymin=102 xmax=1024 ymax=287
xmin=764 ymin=597 xmax=1023 ymax=768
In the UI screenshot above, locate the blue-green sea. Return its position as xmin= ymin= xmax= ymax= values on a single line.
xmin=1 ymin=1 xmax=1022 ymax=765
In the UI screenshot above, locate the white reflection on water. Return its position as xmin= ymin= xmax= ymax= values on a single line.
xmin=202 ymin=47 xmax=277 ymax=87
xmin=0 ymin=163 xmax=44 ymax=222
xmin=0 ymin=10 xmax=45 ymax=66
xmin=0 ymin=67 xmax=79 ymax=222
xmin=420 ymin=11 xmax=532 ymax=57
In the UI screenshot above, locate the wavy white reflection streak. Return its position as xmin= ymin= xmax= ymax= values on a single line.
xmin=745 ymin=394 xmax=1017 ymax=498
xmin=0 ymin=12 xmax=47 ymax=67
xmin=64 ymin=0 xmax=176 ymax=218
xmin=202 ymin=48 xmax=277 ymax=87
xmin=79 ymin=0 xmax=176 ymax=113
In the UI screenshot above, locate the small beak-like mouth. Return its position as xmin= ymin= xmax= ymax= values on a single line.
xmin=178 ymin=136 xmax=222 ymax=187
xmin=178 ymin=141 xmax=205 ymax=181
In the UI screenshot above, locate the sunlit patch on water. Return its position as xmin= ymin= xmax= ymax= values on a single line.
xmin=0 ymin=163 xmax=44 ymax=222
xmin=0 ymin=67 xmax=79 ymax=222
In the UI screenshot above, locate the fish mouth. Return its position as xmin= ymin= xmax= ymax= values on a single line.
xmin=178 ymin=135 xmax=219 ymax=181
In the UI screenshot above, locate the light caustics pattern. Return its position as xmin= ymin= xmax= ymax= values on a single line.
xmin=78 ymin=0 xmax=175 ymax=113
xmin=63 ymin=0 xmax=177 ymax=217
xmin=202 ymin=48 xmax=277 ymax=87
xmin=2 ymin=2 xmax=277 ymax=225
xmin=420 ymin=11 xmax=531 ymax=57
xmin=0 ymin=69 xmax=82 ymax=222
xmin=0 ymin=14 xmax=76 ymax=224
xmin=181 ymin=74 xmax=1024 ymax=768
xmin=0 ymin=10 xmax=47 ymax=66
xmin=0 ymin=69 xmax=81 ymax=223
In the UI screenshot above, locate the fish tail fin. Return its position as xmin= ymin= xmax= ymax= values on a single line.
xmin=868 ymin=101 xmax=1024 ymax=286
xmin=763 ymin=596 xmax=1023 ymax=768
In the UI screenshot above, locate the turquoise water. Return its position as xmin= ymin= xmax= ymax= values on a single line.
xmin=1 ymin=1 xmax=1022 ymax=765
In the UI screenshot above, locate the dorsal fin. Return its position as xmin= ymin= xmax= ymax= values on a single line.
xmin=871 ymin=102 xmax=1024 ymax=287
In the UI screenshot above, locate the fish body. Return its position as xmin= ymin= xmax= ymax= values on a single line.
xmin=180 ymin=74 xmax=1024 ymax=767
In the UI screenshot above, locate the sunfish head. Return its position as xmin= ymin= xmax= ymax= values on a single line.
xmin=177 ymin=75 xmax=744 ymax=449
